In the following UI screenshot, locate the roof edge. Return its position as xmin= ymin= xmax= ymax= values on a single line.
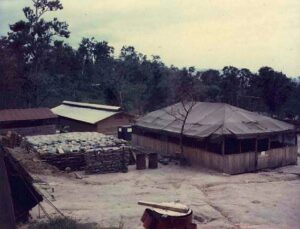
xmin=62 ymin=101 xmax=121 ymax=112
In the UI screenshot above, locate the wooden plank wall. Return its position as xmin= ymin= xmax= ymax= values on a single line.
xmin=256 ymin=146 xmax=297 ymax=170
xmin=0 ymin=125 xmax=56 ymax=136
xmin=97 ymin=113 xmax=133 ymax=135
xmin=132 ymin=134 xmax=298 ymax=174
xmin=223 ymin=152 xmax=256 ymax=174
xmin=132 ymin=134 xmax=224 ymax=171
xmin=183 ymin=146 xmax=224 ymax=172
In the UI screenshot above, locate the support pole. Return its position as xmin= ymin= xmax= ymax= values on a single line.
xmin=222 ymin=138 xmax=225 ymax=156
xmin=222 ymin=138 xmax=225 ymax=173
xmin=0 ymin=147 xmax=17 ymax=229
xmin=254 ymin=138 xmax=258 ymax=170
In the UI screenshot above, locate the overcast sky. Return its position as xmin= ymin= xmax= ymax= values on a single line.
xmin=1 ymin=0 xmax=300 ymax=77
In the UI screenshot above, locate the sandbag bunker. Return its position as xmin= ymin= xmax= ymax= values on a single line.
xmin=23 ymin=132 xmax=134 ymax=174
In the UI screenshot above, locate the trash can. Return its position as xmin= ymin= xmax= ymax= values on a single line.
xmin=148 ymin=153 xmax=158 ymax=169
xmin=136 ymin=153 xmax=146 ymax=170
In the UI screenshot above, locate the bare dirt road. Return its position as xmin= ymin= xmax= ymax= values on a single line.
xmin=29 ymin=158 xmax=300 ymax=229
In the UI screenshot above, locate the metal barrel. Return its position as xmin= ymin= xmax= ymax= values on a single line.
xmin=148 ymin=153 xmax=158 ymax=169
xmin=136 ymin=153 xmax=146 ymax=170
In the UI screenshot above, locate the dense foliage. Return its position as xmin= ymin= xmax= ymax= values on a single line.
xmin=0 ymin=0 xmax=299 ymax=118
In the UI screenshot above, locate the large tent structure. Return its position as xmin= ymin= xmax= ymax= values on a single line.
xmin=132 ymin=102 xmax=297 ymax=174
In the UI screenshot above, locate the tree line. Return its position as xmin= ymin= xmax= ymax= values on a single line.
xmin=0 ymin=0 xmax=299 ymax=119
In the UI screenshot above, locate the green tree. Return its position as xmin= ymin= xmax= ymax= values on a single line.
xmin=200 ymin=69 xmax=222 ymax=102
xmin=220 ymin=66 xmax=240 ymax=105
xmin=257 ymin=67 xmax=294 ymax=115
xmin=6 ymin=0 xmax=69 ymax=107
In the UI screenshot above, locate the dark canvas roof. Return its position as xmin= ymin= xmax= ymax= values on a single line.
xmin=135 ymin=102 xmax=294 ymax=138
xmin=1 ymin=146 xmax=43 ymax=222
xmin=0 ymin=108 xmax=57 ymax=123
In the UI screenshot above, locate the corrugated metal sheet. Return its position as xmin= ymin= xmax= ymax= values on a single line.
xmin=135 ymin=102 xmax=295 ymax=138
xmin=0 ymin=108 xmax=57 ymax=123
xmin=62 ymin=101 xmax=121 ymax=111
xmin=52 ymin=104 xmax=119 ymax=124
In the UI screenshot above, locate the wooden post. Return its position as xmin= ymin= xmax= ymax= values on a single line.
xmin=222 ymin=138 xmax=225 ymax=156
xmin=268 ymin=137 xmax=271 ymax=150
xmin=239 ymin=140 xmax=242 ymax=154
xmin=254 ymin=138 xmax=258 ymax=170
xmin=0 ymin=148 xmax=17 ymax=229
xmin=222 ymin=138 xmax=225 ymax=173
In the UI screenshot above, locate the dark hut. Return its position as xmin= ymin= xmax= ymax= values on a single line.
xmin=132 ymin=102 xmax=298 ymax=174
xmin=0 ymin=108 xmax=57 ymax=136
xmin=0 ymin=145 xmax=43 ymax=226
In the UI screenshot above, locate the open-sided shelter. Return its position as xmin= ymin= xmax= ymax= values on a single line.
xmin=132 ymin=102 xmax=297 ymax=174
xmin=52 ymin=101 xmax=134 ymax=135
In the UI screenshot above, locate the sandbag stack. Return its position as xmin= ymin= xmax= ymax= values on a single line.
xmin=85 ymin=146 xmax=131 ymax=174
xmin=22 ymin=132 xmax=132 ymax=172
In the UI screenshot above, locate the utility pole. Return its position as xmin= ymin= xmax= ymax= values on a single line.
xmin=0 ymin=146 xmax=17 ymax=229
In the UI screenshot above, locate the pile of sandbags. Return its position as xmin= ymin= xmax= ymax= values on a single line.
xmin=22 ymin=132 xmax=132 ymax=172
xmin=23 ymin=132 xmax=128 ymax=155
xmin=85 ymin=147 xmax=131 ymax=174
xmin=39 ymin=152 xmax=86 ymax=171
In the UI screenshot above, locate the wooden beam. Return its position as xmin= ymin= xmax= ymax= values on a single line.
xmin=138 ymin=201 xmax=189 ymax=214
xmin=0 ymin=147 xmax=17 ymax=229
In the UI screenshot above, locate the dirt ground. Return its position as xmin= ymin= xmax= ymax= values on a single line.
xmin=26 ymin=157 xmax=300 ymax=229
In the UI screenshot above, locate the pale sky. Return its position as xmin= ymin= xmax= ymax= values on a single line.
xmin=1 ymin=0 xmax=300 ymax=77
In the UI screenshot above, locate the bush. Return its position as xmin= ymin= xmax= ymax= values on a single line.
xmin=28 ymin=217 xmax=120 ymax=229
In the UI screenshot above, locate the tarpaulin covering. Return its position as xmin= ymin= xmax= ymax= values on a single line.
xmin=135 ymin=102 xmax=294 ymax=139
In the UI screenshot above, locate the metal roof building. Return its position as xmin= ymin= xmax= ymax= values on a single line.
xmin=0 ymin=108 xmax=57 ymax=123
xmin=0 ymin=108 xmax=57 ymax=136
xmin=132 ymin=102 xmax=297 ymax=174
xmin=52 ymin=101 xmax=134 ymax=135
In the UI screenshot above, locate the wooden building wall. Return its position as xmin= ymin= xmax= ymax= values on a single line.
xmin=132 ymin=134 xmax=224 ymax=171
xmin=132 ymin=134 xmax=298 ymax=174
xmin=0 ymin=118 xmax=57 ymax=136
xmin=97 ymin=113 xmax=133 ymax=135
xmin=255 ymin=147 xmax=297 ymax=170
xmin=0 ymin=125 xmax=56 ymax=136
xmin=58 ymin=117 xmax=97 ymax=132
xmin=59 ymin=113 xmax=133 ymax=135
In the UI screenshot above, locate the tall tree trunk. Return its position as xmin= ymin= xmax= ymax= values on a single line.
xmin=180 ymin=114 xmax=188 ymax=155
